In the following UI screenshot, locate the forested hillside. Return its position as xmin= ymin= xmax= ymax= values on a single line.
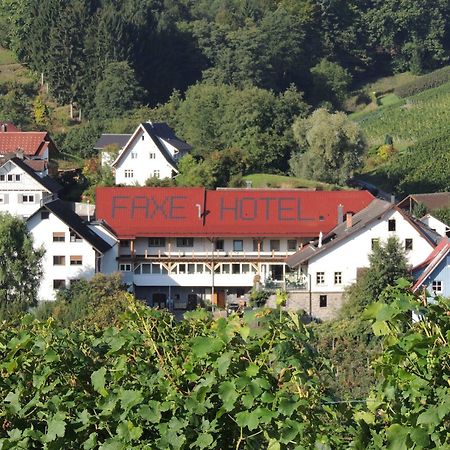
xmin=1 ymin=0 xmax=450 ymax=192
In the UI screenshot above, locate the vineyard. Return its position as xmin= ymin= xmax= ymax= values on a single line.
xmin=1 ymin=286 xmax=449 ymax=449
xmin=352 ymin=81 xmax=450 ymax=149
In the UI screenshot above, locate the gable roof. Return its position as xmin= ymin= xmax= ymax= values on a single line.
xmin=29 ymin=199 xmax=112 ymax=253
xmin=94 ymin=134 xmax=131 ymax=150
xmin=0 ymin=132 xmax=52 ymax=156
xmin=0 ymin=157 xmax=62 ymax=193
xmin=149 ymin=123 xmax=192 ymax=151
xmin=412 ymin=238 xmax=450 ymax=292
xmin=112 ymin=122 xmax=190 ymax=172
xmin=398 ymin=192 xmax=450 ymax=212
xmin=95 ymin=187 xmax=374 ymax=239
xmin=286 ymin=199 xmax=441 ymax=268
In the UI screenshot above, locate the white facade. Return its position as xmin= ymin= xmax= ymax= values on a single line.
xmin=114 ymin=127 xmax=178 ymax=185
xmin=27 ymin=210 xmax=116 ymax=301
xmin=420 ymin=214 xmax=450 ymax=237
xmin=299 ymin=209 xmax=435 ymax=293
xmin=0 ymin=160 xmax=53 ymax=218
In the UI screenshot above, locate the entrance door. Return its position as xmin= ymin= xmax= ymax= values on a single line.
xmin=152 ymin=293 xmax=167 ymax=308
xmin=217 ymin=290 xmax=226 ymax=309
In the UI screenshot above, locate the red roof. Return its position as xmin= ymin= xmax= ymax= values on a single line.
xmin=96 ymin=187 xmax=374 ymax=238
xmin=0 ymin=132 xmax=49 ymax=156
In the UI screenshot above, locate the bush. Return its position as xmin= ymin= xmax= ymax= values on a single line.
xmin=394 ymin=65 xmax=450 ymax=98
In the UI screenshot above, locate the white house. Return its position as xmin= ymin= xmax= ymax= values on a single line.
xmin=0 ymin=156 xmax=62 ymax=218
xmin=286 ymin=199 xmax=442 ymax=320
xmin=95 ymin=186 xmax=375 ymax=310
xmin=95 ymin=122 xmax=192 ymax=185
xmin=419 ymin=214 xmax=450 ymax=238
xmin=26 ymin=199 xmax=117 ymax=301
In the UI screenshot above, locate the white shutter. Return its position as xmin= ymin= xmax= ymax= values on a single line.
xmin=3 ymin=194 xmax=8 ymax=204
xmin=34 ymin=192 xmax=41 ymax=203
xmin=17 ymin=194 xmax=23 ymax=203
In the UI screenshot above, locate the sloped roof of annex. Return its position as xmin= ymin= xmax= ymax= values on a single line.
xmin=286 ymin=198 xmax=442 ymax=268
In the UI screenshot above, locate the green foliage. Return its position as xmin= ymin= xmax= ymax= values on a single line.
xmin=310 ymin=59 xmax=352 ymax=109
xmin=94 ymin=61 xmax=144 ymax=119
xmin=430 ymin=207 xmax=450 ymax=226
xmin=395 ymin=65 xmax=450 ymax=98
xmin=0 ymin=213 xmax=43 ymax=320
xmin=81 ymin=158 xmax=114 ymax=202
xmin=0 ymin=305 xmax=353 ymax=448
xmin=34 ymin=273 xmax=131 ymax=330
xmin=290 ymin=108 xmax=366 ymax=184
xmin=249 ymin=289 xmax=270 ymax=308
xmin=412 ymin=202 xmax=428 ymax=219
xmin=32 ymin=94 xmax=50 ymax=127
xmin=145 ymin=176 xmax=176 ymax=187
xmin=60 ymin=121 xmax=104 ymax=159
xmin=0 ymin=81 xmax=35 ymax=127
xmin=356 ymin=282 xmax=450 ymax=449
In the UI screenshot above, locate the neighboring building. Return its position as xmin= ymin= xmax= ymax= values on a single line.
xmin=419 ymin=214 xmax=450 ymax=237
xmin=0 ymin=156 xmax=62 ymax=218
xmin=0 ymin=130 xmax=59 ymax=167
xmin=95 ymin=122 xmax=192 ymax=185
xmin=286 ymin=199 xmax=441 ymax=320
xmin=412 ymin=238 xmax=450 ymax=299
xmin=95 ymin=186 xmax=374 ymax=309
xmin=397 ymin=192 xmax=450 ymax=214
xmin=26 ymin=199 xmax=117 ymax=301
xmin=0 ymin=122 xmax=19 ymax=132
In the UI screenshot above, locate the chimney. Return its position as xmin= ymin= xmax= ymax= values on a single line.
xmin=346 ymin=212 xmax=353 ymax=229
xmin=245 ymin=180 xmax=252 ymax=189
xmin=337 ymin=204 xmax=344 ymax=224
xmin=1 ymin=124 xmax=6 ymax=132
xmin=318 ymin=231 xmax=323 ymax=248
xmin=390 ymin=194 xmax=396 ymax=204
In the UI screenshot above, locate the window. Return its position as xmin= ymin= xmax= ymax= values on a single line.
xmin=388 ymin=219 xmax=396 ymax=231
xmin=432 ymin=281 xmax=443 ymax=293
xmin=53 ymin=255 xmax=65 ymax=265
xmin=316 ymin=272 xmax=325 ymax=284
xmin=371 ymin=238 xmax=380 ymax=250
xmin=177 ymin=237 xmax=193 ymax=247
xmin=124 ymin=169 xmax=134 ymax=178
xmin=70 ymin=255 xmax=83 ymax=266
xmin=405 ymin=238 xmax=413 ymax=251
xmin=120 ymin=240 xmax=130 ymax=248
xmin=153 ymin=264 xmax=162 ymax=274
xmin=53 ymin=279 xmax=66 ymax=289
xmin=119 ymin=263 xmax=132 ymax=272
xmin=148 ymin=237 xmax=165 ymax=247
xmin=270 ymin=240 xmax=280 ymax=251
xmin=0 ymin=174 xmax=4 ymax=181
xmin=141 ymin=135 xmax=144 ymax=140
xmin=53 ymin=232 xmax=65 ymax=242
xmin=232 ymin=264 xmax=240 ymax=274
xmin=149 ymin=153 xmax=156 ymax=159
xmin=334 ymin=272 xmax=342 ymax=284
xmin=15 ymin=174 xmax=20 ymax=181
xmin=233 ymin=240 xmax=243 ymax=252
xmin=253 ymin=240 xmax=263 ymax=251
xmin=41 ymin=211 xmax=49 ymax=220
xmin=131 ymin=152 xmax=138 ymax=159
xmin=188 ymin=264 xmax=195 ymax=274
xmin=287 ymin=239 xmax=298 ymax=251
xmin=153 ymin=170 xmax=160 ymax=178
xmin=70 ymin=231 xmax=82 ymax=243
xmin=7 ymin=174 xmax=13 ymax=181
xmin=22 ymin=194 xmax=34 ymax=203
xmin=215 ymin=239 xmax=224 ymax=251
xmin=319 ymin=295 xmax=328 ymax=308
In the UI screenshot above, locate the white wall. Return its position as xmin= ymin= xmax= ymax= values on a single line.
xmin=306 ymin=210 xmax=435 ymax=292
xmin=421 ymin=215 xmax=449 ymax=237
xmin=115 ymin=129 xmax=175 ymax=185
xmin=0 ymin=161 xmax=50 ymax=218
xmin=27 ymin=211 xmax=101 ymax=301
xmin=89 ymin=223 xmax=118 ymax=274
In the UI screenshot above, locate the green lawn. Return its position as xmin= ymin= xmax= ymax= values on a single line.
xmin=0 ymin=47 xmax=16 ymax=65
xmin=242 ymin=174 xmax=336 ymax=190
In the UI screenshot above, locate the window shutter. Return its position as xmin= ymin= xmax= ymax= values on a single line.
xmin=4 ymin=194 xmax=8 ymax=204
xmin=34 ymin=193 xmax=41 ymax=203
xmin=17 ymin=194 xmax=23 ymax=203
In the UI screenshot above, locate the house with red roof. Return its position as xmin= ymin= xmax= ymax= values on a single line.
xmin=0 ymin=129 xmax=58 ymax=173
xmin=95 ymin=186 xmax=374 ymax=310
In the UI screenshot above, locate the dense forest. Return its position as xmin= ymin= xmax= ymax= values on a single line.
xmin=2 ymin=0 xmax=450 ymax=193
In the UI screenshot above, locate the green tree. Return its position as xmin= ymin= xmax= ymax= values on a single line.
xmin=94 ymin=61 xmax=144 ymax=119
xmin=310 ymin=59 xmax=352 ymax=109
xmin=0 ymin=214 xmax=43 ymax=319
xmin=289 ymin=108 xmax=366 ymax=184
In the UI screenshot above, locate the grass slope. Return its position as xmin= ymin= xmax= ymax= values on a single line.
xmin=0 ymin=47 xmax=33 ymax=84
xmin=243 ymin=174 xmax=335 ymax=190
xmin=353 ymin=80 xmax=450 ymax=149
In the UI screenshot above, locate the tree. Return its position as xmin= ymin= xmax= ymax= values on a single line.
xmin=94 ymin=61 xmax=144 ymax=119
xmin=0 ymin=213 xmax=43 ymax=319
xmin=289 ymin=108 xmax=366 ymax=184
xmin=310 ymin=59 xmax=352 ymax=109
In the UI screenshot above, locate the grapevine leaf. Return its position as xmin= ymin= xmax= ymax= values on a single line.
xmin=46 ymin=413 xmax=66 ymax=442
xmin=138 ymin=402 xmax=161 ymax=423
xmin=193 ymin=432 xmax=214 ymax=449
xmin=386 ymin=424 xmax=410 ymax=450
xmin=191 ymin=336 xmax=224 ymax=358
xmin=218 ymin=381 xmax=238 ymax=411
xmin=410 ymin=427 xmax=430 ymax=447
xmin=91 ymin=367 xmax=107 ymax=396
xmin=417 ymin=406 xmax=440 ymax=426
